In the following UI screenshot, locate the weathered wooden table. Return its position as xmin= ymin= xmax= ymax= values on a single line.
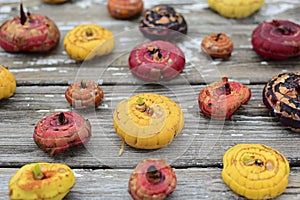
xmin=1 ymin=0 xmax=300 ymax=199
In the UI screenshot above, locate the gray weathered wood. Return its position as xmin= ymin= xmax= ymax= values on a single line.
xmin=1 ymin=167 xmax=300 ymax=199
xmin=0 ymin=0 xmax=300 ymax=199
xmin=0 ymin=0 xmax=299 ymax=85
xmin=1 ymin=85 xmax=300 ymax=169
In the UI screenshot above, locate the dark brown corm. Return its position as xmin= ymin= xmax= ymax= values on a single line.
xmin=139 ymin=5 xmax=187 ymax=40
xmin=263 ymin=72 xmax=300 ymax=132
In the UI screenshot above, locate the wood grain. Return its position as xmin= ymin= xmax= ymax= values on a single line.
xmin=1 ymin=85 xmax=300 ymax=169
xmin=0 ymin=0 xmax=299 ymax=85
xmin=0 ymin=0 xmax=299 ymax=199
xmin=1 ymin=167 xmax=300 ymax=199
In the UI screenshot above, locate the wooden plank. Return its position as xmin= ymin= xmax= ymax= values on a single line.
xmin=1 ymin=167 xmax=300 ymax=199
xmin=1 ymin=85 xmax=300 ymax=168
xmin=0 ymin=0 xmax=299 ymax=85
xmin=0 ymin=0 xmax=300 ymax=198
xmin=5 ymin=48 xmax=300 ymax=85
